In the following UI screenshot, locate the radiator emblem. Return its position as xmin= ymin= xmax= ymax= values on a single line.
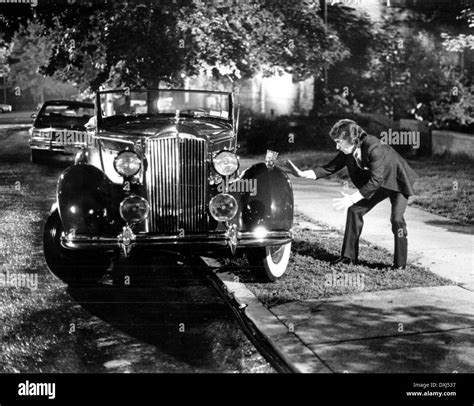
xmin=118 ymin=225 xmax=136 ymax=257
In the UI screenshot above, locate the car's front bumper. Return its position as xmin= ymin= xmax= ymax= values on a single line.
xmin=30 ymin=139 xmax=81 ymax=154
xmin=30 ymin=128 xmax=89 ymax=154
xmin=61 ymin=230 xmax=293 ymax=252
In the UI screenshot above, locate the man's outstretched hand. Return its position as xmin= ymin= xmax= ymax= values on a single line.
xmin=284 ymin=160 xmax=317 ymax=179
xmin=333 ymin=192 xmax=353 ymax=211
xmin=333 ymin=191 xmax=364 ymax=210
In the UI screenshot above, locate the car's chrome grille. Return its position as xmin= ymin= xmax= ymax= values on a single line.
xmin=146 ymin=135 xmax=208 ymax=233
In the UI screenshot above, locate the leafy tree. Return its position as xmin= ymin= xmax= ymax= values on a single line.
xmin=29 ymin=0 xmax=347 ymax=96
xmin=316 ymin=3 xmax=377 ymax=114
xmin=435 ymin=4 xmax=474 ymax=130
xmin=0 ymin=3 xmax=34 ymax=42
xmin=7 ymin=21 xmax=76 ymax=106
xmin=440 ymin=6 xmax=474 ymax=53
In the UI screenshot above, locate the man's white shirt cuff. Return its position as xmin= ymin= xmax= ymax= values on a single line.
xmin=350 ymin=191 xmax=364 ymax=204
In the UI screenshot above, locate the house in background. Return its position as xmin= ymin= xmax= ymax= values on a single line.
xmin=186 ymin=72 xmax=314 ymax=117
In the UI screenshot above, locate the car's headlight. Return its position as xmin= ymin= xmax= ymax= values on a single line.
xmin=209 ymin=193 xmax=238 ymax=221
xmin=213 ymin=151 xmax=239 ymax=176
xmin=114 ymin=150 xmax=142 ymax=177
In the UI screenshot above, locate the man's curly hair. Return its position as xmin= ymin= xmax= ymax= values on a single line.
xmin=329 ymin=119 xmax=367 ymax=147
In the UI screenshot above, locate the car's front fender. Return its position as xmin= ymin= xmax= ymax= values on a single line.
xmin=234 ymin=163 xmax=293 ymax=232
xmin=57 ymin=164 xmax=124 ymax=235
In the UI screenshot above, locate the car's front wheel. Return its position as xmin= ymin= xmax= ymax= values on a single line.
xmin=43 ymin=210 xmax=111 ymax=287
xmin=247 ymin=242 xmax=292 ymax=282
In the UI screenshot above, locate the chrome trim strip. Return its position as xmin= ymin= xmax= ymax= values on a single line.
xmin=176 ymin=129 xmax=181 ymax=231
xmin=61 ymin=231 xmax=292 ymax=250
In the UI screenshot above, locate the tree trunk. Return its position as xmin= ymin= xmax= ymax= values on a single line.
xmin=147 ymin=79 xmax=162 ymax=114
xmin=311 ymin=73 xmax=326 ymax=117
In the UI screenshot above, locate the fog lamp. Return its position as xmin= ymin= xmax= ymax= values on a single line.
xmin=119 ymin=195 xmax=150 ymax=224
xmin=209 ymin=193 xmax=238 ymax=221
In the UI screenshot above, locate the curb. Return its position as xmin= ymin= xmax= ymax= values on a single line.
xmin=212 ymin=268 xmax=333 ymax=373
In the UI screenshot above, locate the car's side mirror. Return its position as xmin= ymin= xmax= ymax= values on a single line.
xmin=31 ymin=113 xmax=37 ymax=119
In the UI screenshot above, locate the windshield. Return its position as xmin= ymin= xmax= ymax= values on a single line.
xmin=40 ymin=103 xmax=94 ymax=119
xmin=99 ymin=89 xmax=231 ymax=121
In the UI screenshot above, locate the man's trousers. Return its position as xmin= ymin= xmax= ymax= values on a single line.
xmin=341 ymin=188 xmax=409 ymax=267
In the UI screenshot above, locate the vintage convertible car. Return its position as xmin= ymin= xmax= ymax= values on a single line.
xmin=43 ymin=88 xmax=294 ymax=285
xmin=29 ymin=100 xmax=95 ymax=163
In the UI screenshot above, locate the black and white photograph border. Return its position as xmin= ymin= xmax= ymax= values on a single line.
xmin=0 ymin=0 xmax=473 ymax=402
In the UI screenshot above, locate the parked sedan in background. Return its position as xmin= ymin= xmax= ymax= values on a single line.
xmin=0 ymin=103 xmax=12 ymax=113
xmin=29 ymin=100 xmax=95 ymax=163
xmin=43 ymin=88 xmax=294 ymax=286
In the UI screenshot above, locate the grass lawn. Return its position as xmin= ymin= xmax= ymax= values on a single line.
xmin=223 ymin=213 xmax=453 ymax=308
xmin=273 ymin=150 xmax=473 ymax=225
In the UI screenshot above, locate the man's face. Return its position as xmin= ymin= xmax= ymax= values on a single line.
xmin=334 ymin=137 xmax=355 ymax=155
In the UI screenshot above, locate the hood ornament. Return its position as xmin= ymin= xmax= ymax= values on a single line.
xmin=174 ymin=109 xmax=180 ymax=124
xmin=226 ymin=224 xmax=238 ymax=255
xmin=265 ymin=150 xmax=279 ymax=169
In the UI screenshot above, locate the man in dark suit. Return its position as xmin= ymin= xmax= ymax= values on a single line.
xmin=286 ymin=119 xmax=417 ymax=269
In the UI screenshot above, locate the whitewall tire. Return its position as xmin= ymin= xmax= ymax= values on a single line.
xmin=247 ymin=242 xmax=292 ymax=282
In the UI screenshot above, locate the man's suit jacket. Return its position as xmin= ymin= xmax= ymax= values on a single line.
xmin=313 ymin=134 xmax=418 ymax=199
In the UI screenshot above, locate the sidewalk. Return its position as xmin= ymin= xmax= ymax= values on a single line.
xmin=218 ymin=160 xmax=474 ymax=373
xmin=0 ymin=111 xmax=35 ymax=125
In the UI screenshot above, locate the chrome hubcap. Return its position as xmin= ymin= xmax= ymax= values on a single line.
xmin=269 ymin=245 xmax=285 ymax=264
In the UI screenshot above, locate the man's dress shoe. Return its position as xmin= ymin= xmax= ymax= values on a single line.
xmin=330 ymin=256 xmax=354 ymax=265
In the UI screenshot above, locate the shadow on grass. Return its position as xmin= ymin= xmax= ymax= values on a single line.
xmin=3 ymin=255 xmax=258 ymax=373
xmin=356 ymin=259 xmax=393 ymax=270
xmin=64 ymin=256 xmax=241 ymax=371
xmin=292 ymin=239 xmax=340 ymax=263
xmin=292 ymin=237 xmax=392 ymax=270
